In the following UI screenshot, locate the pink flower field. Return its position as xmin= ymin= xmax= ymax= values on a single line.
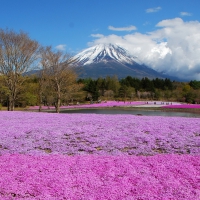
xmin=0 ymin=154 xmax=199 ymax=199
xmin=0 ymin=111 xmax=200 ymax=199
xmin=28 ymin=101 xmax=184 ymax=111
xmin=29 ymin=101 xmax=145 ymax=110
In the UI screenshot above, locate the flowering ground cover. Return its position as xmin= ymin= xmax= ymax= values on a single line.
xmin=0 ymin=111 xmax=200 ymax=199
xmin=28 ymin=101 xmax=145 ymax=110
xmin=0 ymin=154 xmax=199 ymax=199
xmin=0 ymin=111 xmax=200 ymax=155
xmin=163 ymin=104 xmax=200 ymax=109
xmin=29 ymin=101 xmax=184 ymax=111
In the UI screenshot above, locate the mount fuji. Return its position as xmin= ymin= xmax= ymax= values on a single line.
xmin=73 ymin=43 xmax=172 ymax=80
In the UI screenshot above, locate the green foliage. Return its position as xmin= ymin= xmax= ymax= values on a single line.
xmin=181 ymin=84 xmax=198 ymax=103
xmin=23 ymin=92 xmax=38 ymax=106
xmin=120 ymin=76 xmax=141 ymax=91
xmin=1 ymin=73 xmax=200 ymax=106
xmin=83 ymin=76 xmax=120 ymax=100
xmin=141 ymin=77 xmax=155 ymax=92
xmin=182 ymin=84 xmax=191 ymax=93
xmin=189 ymin=80 xmax=200 ymax=90
xmin=105 ymin=76 xmax=120 ymax=95
xmin=154 ymin=89 xmax=162 ymax=100
xmin=73 ymin=76 xmax=200 ymax=103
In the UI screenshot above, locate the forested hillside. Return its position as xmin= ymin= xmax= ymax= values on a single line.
xmin=1 ymin=75 xmax=200 ymax=110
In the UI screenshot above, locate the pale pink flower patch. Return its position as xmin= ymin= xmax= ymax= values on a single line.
xmin=163 ymin=104 xmax=200 ymax=109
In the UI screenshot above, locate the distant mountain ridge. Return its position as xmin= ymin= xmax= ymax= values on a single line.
xmin=73 ymin=43 xmax=177 ymax=80
xmin=25 ymin=43 xmax=181 ymax=81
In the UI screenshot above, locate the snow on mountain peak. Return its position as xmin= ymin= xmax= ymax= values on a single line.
xmin=73 ymin=43 xmax=142 ymax=65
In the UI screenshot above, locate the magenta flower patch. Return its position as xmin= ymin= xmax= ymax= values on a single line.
xmin=0 ymin=154 xmax=200 ymax=199
xmin=0 ymin=111 xmax=200 ymax=199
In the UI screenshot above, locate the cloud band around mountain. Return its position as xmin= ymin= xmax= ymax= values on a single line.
xmin=89 ymin=18 xmax=200 ymax=80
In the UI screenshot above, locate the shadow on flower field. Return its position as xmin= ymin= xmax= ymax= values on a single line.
xmin=0 ymin=111 xmax=199 ymax=199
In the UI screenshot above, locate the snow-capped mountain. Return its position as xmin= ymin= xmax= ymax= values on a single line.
xmin=24 ymin=43 xmax=180 ymax=81
xmin=72 ymin=43 xmax=177 ymax=80
xmin=73 ymin=43 xmax=142 ymax=65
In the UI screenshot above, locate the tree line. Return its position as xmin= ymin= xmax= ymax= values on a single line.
xmin=0 ymin=29 xmax=200 ymax=113
xmin=78 ymin=76 xmax=200 ymax=103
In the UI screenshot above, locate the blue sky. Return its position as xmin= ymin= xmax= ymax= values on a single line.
xmin=1 ymin=0 xmax=200 ymax=80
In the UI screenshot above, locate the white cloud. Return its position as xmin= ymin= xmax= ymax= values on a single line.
xmin=108 ymin=25 xmax=137 ymax=31
xmin=91 ymin=34 xmax=104 ymax=38
xmin=156 ymin=17 xmax=184 ymax=28
xmin=55 ymin=44 xmax=66 ymax=51
xmin=88 ymin=18 xmax=200 ymax=80
xmin=146 ymin=7 xmax=161 ymax=13
xmin=180 ymin=12 xmax=192 ymax=16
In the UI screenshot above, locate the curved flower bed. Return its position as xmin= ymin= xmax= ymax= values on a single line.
xmin=29 ymin=101 xmax=145 ymax=110
xmin=0 ymin=111 xmax=200 ymax=199
xmin=29 ymin=101 xmax=184 ymax=111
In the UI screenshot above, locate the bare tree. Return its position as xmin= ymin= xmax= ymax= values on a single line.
xmin=40 ymin=46 xmax=77 ymax=113
xmin=0 ymin=29 xmax=40 ymax=110
xmin=37 ymin=69 xmax=47 ymax=112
